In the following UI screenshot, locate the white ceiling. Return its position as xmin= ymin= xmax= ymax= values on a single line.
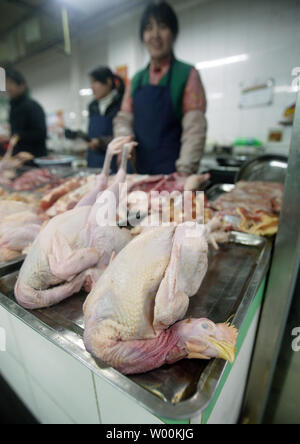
xmin=62 ymin=0 xmax=215 ymax=18
xmin=61 ymin=0 xmax=136 ymax=16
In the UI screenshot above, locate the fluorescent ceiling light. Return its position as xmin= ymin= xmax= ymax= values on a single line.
xmin=79 ymin=88 xmax=93 ymax=96
xmin=209 ymin=92 xmax=224 ymax=100
xmin=274 ymin=85 xmax=299 ymax=94
xmin=196 ymin=54 xmax=249 ymax=70
xmin=270 ymin=161 xmax=287 ymax=169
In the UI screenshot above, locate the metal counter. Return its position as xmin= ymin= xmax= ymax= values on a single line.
xmin=0 ymin=231 xmax=271 ymax=420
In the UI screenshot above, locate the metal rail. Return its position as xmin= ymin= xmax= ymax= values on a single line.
xmin=241 ymin=90 xmax=300 ymax=424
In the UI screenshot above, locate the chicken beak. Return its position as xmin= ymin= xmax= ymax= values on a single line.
xmin=207 ymin=337 xmax=236 ymax=364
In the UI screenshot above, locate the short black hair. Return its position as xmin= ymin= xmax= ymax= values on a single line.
xmin=140 ymin=1 xmax=179 ymax=41
xmin=5 ymin=68 xmax=27 ymax=86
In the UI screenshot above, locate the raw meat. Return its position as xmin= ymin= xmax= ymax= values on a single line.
xmin=12 ymin=169 xmax=58 ymax=191
xmin=15 ymin=137 xmax=134 ymax=309
xmin=207 ymin=181 xmax=284 ymax=236
xmin=45 ymin=175 xmax=97 ymax=217
xmin=40 ymin=177 xmax=83 ymax=210
xmin=83 ymin=218 xmax=236 ymax=375
xmin=0 ymin=204 xmax=43 ymax=257
xmin=0 ymin=248 xmax=20 ymax=262
xmin=0 ymin=201 xmax=36 ymax=222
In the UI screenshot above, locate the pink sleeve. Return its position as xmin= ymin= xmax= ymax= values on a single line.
xmin=121 ymin=79 xmax=134 ymax=113
xmin=182 ymin=68 xmax=207 ymax=115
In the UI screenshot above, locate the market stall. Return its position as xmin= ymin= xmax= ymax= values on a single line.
xmin=0 ymin=148 xmax=286 ymax=423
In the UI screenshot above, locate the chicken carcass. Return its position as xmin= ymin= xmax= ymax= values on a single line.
xmin=0 ymin=211 xmax=42 ymax=252
xmin=15 ymin=137 xmax=134 ymax=309
xmin=0 ymin=201 xmax=42 ymax=260
xmin=83 ymin=219 xmax=237 ymax=375
xmin=0 ymin=201 xmax=37 ymax=222
xmin=0 ymin=248 xmax=21 ymax=262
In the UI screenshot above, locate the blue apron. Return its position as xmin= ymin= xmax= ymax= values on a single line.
xmin=133 ymin=59 xmax=182 ymax=175
xmin=87 ymin=114 xmax=117 ymax=172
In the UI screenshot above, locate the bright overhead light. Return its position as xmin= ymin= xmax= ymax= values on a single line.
xmin=274 ymin=85 xmax=299 ymax=94
xmin=270 ymin=161 xmax=287 ymax=169
xmin=196 ymin=54 xmax=249 ymax=70
xmin=79 ymin=88 xmax=93 ymax=96
xmin=209 ymin=92 xmax=224 ymax=100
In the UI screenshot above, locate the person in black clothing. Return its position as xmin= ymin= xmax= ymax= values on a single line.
xmin=86 ymin=66 xmax=125 ymax=170
xmin=4 ymin=68 xmax=47 ymax=158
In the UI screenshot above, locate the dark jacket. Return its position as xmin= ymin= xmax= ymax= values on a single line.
xmin=87 ymin=90 xmax=123 ymax=152
xmin=9 ymin=93 xmax=47 ymax=157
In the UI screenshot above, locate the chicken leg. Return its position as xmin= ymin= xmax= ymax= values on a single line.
xmin=15 ymin=138 xmax=133 ymax=309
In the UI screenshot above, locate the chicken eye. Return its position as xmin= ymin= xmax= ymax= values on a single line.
xmin=202 ymin=321 xmax=215 ymax=331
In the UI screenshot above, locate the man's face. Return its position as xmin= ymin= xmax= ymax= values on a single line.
xmin=6 ymin=78 xmax=25 ymax=99
xmin=143 ymin=16 xmax=174 ymax=61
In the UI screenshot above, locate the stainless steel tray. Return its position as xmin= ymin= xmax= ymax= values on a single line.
xmin=34 ymin=156 xmax=75 ymax=167
xmin=206 ymin=183 xmax=235 ymax=202
xmin=0 ymin=255 xmax=25 ymax=277
xmin=0 ymin=232 xmax=271 ymax=419
xmin=235 ymin=154 xmax=288 ymax=183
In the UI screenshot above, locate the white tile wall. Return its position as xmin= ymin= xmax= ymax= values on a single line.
xmin=0 ymin=305 xmax=21 ymax=360
xmin=0 ymin=350 xmax=37 ymax=419
xmin=29 ymin=380 xmax=75 ymax=425
xmin=94 ymin=374 xmax=163 ymax=424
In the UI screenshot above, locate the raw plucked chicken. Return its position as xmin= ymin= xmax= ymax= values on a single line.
xmin=15 ymin=137 xmax=134 ymax=309
xmin=83 ymin=218 xmax=237 ymax=375
xmin=0 ymin=201 xmax=36 ymax=221
xmin=0 ymin=201 xmax=42 ymax=261
xmin=0 ymin=211 xmax=42 ymax=251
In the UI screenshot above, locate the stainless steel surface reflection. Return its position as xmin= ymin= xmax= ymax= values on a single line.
xmin=236 ymin=155 xmax=288 ymax=183
xmin=0 ymin=256 xmax=25 ymax=277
